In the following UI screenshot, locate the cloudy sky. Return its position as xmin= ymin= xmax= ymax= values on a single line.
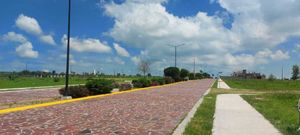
xmin=0 ymin=0 xmax=300 ymax=77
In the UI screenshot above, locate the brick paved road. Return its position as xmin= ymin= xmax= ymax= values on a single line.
xmin=0 ymin=79 xmax=214 ymax=135
xmin=0 ymin=88 xmax=60 ymax=108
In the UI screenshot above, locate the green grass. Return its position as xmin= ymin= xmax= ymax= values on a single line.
xmin=223 ymin=78 xmax=300 ymax=91
xmin=0 ymin=76 xmax=149 ymax=89
xmin=183 ymin=88 xmax=259 ymax=135
xmin=242 ymin=93 xmax=300 ymax=135
xmin=185 ymin=78 xmax=300 ymax=134
xmin=0 ymin=77 xmax=86 ymax=89
xmin=184 ymin=90 xmax=216 ymax=135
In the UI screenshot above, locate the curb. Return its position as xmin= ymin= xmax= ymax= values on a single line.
xmin=172 ymin=79 xmax=215 ymax=135
xmin=0 ymin=84 xmax=84 ymax=92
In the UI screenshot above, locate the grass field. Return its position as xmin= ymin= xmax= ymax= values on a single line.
xmin=223 ymin=77 xmax=300 ymax=91
xmin=242 ymin=93 xmax=300 ymax=135
xmin=0 ymin=76 xmax=145 ymax=89
xmin=185 ymin=78 xmax=300 ymax=135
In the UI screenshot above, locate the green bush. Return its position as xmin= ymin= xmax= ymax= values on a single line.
xmin=180 ymin=68 xmax=189 ymax=79
xmin=132 ymin=78 xmax=151 ymax=88
xmin=164 ymin=67 xmax=181 ymax=82
xmin=151 ymin=78 xmax=165 ymax=85
xmin=59 ymin=85 xmax=90 ymax=98
xmin=188 ymin=73 xmax=196 ymax=80
xmin=53 ymin=77 xmax=60 ymax=82
xmin=85 ymin=79 xmax=114 ymax=94
xmin=164 ymin=76 xmax=175 ymax=84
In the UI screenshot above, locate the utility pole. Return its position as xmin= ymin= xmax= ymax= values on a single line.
xmin=64 ymin=0 xmax=71 ymax=96
xmin=193 ymin=57 xmax=196 ymax=78
xmin=168 ymin=44 xmax=185 ymax=68
xmin=281 ymin=65 xmax=284 ymax=80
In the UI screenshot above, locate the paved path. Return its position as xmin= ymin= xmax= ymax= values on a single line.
xmin=217 ymin=79 xmax=230 ymax=89
xmin=0 ymin=88 xmax=60 ymax=109
xmin=212 ymin=94 xmax=282 ymax=135
xmin=0 ymin=79 xmax=213 ymax=134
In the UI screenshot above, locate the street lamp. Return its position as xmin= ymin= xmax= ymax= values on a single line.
xmin=168 ymin=44 xmax=185 ymax=68
xmin=64 ymin=0 xmax=71 ymax=96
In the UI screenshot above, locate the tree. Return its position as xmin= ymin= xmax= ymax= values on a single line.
xmin=138 ymin=60 xmax=151 ymax=77
xmin=291 ymin=65 xmax=299 ymax=80
xmin=164 ymin=67 xmax=180 ymax=81
xmin=180 ymin=68 xmax=189 ymax=79
xmin=268 ymin=74 xmax=276 ymax=81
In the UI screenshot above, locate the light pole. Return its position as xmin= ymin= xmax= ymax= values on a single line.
xmin=64 ymin=0 xmax=71 ymax=96
xmin=168 ymin=44 xmax=185 ymax=68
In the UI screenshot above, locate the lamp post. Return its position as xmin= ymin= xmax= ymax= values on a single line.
xmin=168 ymin=44 xmax=185 ymax=68
xmin=64 ymin=0 xmax=71 ymax=96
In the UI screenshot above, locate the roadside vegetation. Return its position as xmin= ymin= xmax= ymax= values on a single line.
xmin=242 ymin=93 xmax=300 ymax=135
xmin=223 ymin=77 xmax=300 ymax=91
xmin=185 ymin=77 xmax=300 ymax=135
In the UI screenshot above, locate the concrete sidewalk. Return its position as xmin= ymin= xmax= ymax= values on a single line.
xmin=217 ymin=79 xmax=230 ymax=89
xmin=212 ymin=94 xmax=282 ymax=135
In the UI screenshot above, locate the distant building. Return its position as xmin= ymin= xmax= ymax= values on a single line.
xmin=232 ymin=69 xmax=266 ymax=79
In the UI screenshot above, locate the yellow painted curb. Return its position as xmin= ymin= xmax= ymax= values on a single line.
xmin=0 ymin=81 xmax=185 ymax=115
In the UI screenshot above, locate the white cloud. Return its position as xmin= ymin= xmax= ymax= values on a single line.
xmin=40 ymin=35 xmax=56 ymax=45
xmin=269 ymin=50 xmax=289 ymax=60
xmin=16 ymin=14 xmax=42 ymax=35
xmin=113 ymin=43 xmax=130 ymax=57
xmin=1 ymin=32 xmax=39 ymax=59
xmin=2 ymin=32 xmax=27 ymax=43
xmin=103 ymin=0 xmax=299 ymax=72
xmin=15 ymin=42 xmax=38 ymax=58
xmin=59 ymin=54 xmax=76 ymax=65
xmin=15 ymin=14 xmax=56 ymax=45
xmin=219 ymin=0 xmax=300 ymax=49
xmin=106 ymin=57 xmax=125 ymax=65
xmin=61 ymin=35 xmax=112 ymax=53
xmin=131 ymin=56 xmax=141 ymax=65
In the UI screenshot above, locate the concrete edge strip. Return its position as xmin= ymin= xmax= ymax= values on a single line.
xmin=0 ymin=81 xmax=185 ymax=115
xmin=172 ymin=80 xmax=215 ymax=135
xmin=0 ymin=84 xmax=85 ymax=92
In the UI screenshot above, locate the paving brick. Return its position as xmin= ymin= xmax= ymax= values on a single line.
xmin=0 ymin=79 xmax=213 ymax=134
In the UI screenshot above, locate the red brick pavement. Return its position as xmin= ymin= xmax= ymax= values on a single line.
xmin=0 ymin=88 xmax=60 ymax=105
xmin=0 ymin=79 xmax=214 ymax=135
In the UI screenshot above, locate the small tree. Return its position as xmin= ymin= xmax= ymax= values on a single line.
xmin=268 ymin=74 xmax=276 ymax=81
xmin=138 ymin=60 xmax=151 ymax=77
xmin=164 ymin=67 xmax=180 ymax=81
xmin=291 ymin=65 xmax=299 ymax=80
xmin=180 ymin=68 xmax=189 ymax=79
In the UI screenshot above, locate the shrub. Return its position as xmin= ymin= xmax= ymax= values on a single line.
xmin=112 ymin=82 xmax=120 ymax=88
xmin=268 ymin=74 xmax=276 ymax=81
xmin=85 ymin=79 xmax=114 ymax=94
xmin=151 ymin=78 xmax=165 ymax=85
xmin=150 ymin=81 xmax=160 ymax=86
xmin=132 ymin=78 xmax=151 ymax=88
xmin=59 ymin=85 xmax=90 ymax=98
xmin=188 ymin=73 xmax=196 ymax=80
xmin=119 ymin=83 xmax=132 ymax=91
xmin=8 ymin=75 xmax=17 ymax=81
xmin=164 ymin=67 xmax=181 ymax=82
xmin=180 ymin=68 xmax=189 ymax=79
xmin=53 ymin=77 xmax=60 ymax=82
xmin=164 ymin=76 xmax=175 ymax=84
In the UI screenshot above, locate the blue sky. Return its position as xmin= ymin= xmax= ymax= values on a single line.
xmin=1 ymin=0 xmax=300 ymax=78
